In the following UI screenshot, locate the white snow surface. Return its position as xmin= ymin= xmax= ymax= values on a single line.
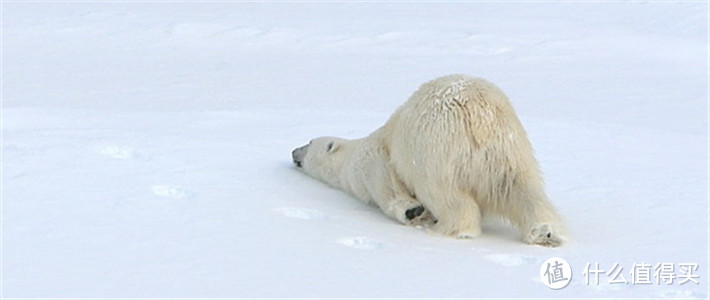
xmin=2 ymin=2 xmax=708 ymax=299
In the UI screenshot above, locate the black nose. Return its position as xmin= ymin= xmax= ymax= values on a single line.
xmin=292 ymin=149 xmax=302 ymax=168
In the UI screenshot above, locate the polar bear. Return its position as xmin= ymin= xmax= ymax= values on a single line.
xmin=292 ymin=75 xmax=564 ymax=247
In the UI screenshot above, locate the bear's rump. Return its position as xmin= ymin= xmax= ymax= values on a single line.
xmin=385 ymin=77 xmax=528 ymax=208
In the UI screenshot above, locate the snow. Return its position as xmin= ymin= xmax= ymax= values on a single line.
xmin=1 ymin=2 xmax=708 ymax=298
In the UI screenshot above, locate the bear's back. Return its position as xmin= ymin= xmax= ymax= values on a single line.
xmin=383 ymin=74 xmax=535 ymax=203
xmin=388 ymin=74 xmax=524 ymax=149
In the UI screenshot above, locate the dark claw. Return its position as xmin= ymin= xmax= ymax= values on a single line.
xmin=405 ymin=206 xmax=425 ymax=220
xmin=547 ymin=232 xmax=551 ymax=238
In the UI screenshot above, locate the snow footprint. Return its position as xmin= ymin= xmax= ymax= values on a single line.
xmin=274 ymin=207 xmax=327 ymax=221
xmin=151 ymin=185 xmax=195 ymax=199
xmin=95 ymin=145 xmax=150 ymax=161
xmin=483 ymin=253 xmax=537 ymax=267
xmin=337 ymin=237 xmax=384 ymax=250
xmin=658 ymin=289 xmax=703 ymax=299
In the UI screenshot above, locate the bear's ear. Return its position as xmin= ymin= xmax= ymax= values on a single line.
xmin=326 ymin=141 xmax=339 ymax=153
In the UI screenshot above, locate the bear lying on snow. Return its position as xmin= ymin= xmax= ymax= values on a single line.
xmin=292 ymin=75 xmax=565 ymax=247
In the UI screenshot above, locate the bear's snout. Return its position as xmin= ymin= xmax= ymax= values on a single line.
xmin=292 ymin=145 xmax=308 ymax=168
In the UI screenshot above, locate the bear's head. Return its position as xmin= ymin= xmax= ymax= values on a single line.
xmin=292 ymin=137 xmax=349 ymax=188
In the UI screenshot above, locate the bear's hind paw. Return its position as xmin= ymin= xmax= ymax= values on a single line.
xmin=525 ymin=223 xmax=564 ymax=247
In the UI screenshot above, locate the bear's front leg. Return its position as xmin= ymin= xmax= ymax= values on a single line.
xmin=381 ymin=197 xmax=435 ymax=227
xmin=364 ymin=150 xmax=435 ymax=227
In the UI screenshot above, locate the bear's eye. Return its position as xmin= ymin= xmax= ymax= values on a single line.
xmin=326 ymin=142 xmax=334 ymax=152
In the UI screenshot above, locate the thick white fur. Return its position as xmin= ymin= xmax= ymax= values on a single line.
xmin=293 ymin=75 xmax=565 ymax=246
xmin=295 ymin=135 xmax=433 ymax=226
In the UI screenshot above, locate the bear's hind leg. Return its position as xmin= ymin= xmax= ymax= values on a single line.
xmin=525 ymin=223 xmax=562 ymax=247
xmin=421 ymin=187 xmax=482 ymax=239
xmin=502 ymin=180 xmax=565 ymax=247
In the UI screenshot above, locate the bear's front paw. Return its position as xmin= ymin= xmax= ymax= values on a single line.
xmin=525 ymin=223 xmax=563 ymax=247
xmin=404 ymin=205 xmax=436 ymax=227
xmin=405 ymin=206 xmax=425 ymax=220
